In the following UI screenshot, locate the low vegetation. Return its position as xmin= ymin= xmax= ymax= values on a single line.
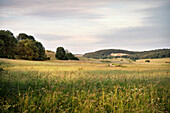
xmin=100 ymin=60 xmax=111 ymax=63
xmin=0 ymin=58 xmax=169 ymax=112
xmin=145 ymin=60 xmax=150 ymax=62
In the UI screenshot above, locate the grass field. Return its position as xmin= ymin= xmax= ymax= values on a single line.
xmin=0 ymin=57 xmax=170 ymax=112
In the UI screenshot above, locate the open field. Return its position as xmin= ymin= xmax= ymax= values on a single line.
xmin=0 ymin=58 xmax=170 ymax=112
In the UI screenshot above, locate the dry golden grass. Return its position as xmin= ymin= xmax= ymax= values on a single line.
xmin=0 ymin=57 xmax=170 ymax=112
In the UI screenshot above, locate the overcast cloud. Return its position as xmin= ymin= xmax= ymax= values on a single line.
xmin=0 ymin=0 xmax=170 ymax=54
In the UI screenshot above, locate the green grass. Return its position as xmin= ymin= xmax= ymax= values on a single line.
xmin=0 ymin=58 xmax=170 ymax=112
xmin=100 ymin=60 xmax=111 ymax=63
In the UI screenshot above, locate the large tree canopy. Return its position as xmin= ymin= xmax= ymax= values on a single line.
xmin=17 ymin=33 xmax=35 ymax=41
xmin=0 ymin=30 xmax=17 ymax=58
xmin=35 ymin=41 xmax=46 ymax=60
xmin=16 ymin=36 xmax=47 ymax=60
xmin=16 ymin=39 xmax=39 ymax=60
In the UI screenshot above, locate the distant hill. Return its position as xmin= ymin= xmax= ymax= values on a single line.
xmin=45 ymin=50 xmax=56 ymax=60
xmin=83 ymin=49 xmax=170 ymax=60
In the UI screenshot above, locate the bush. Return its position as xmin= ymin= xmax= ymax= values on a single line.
xmin=145 ymin=60 xmax=150 ymax=62
xmin=47 ymin=57 xmax=51 ymax=60
xmin=0 ymin=67 xmax=3 ymax=72
xmin=56 ymin=47 xmax=79 ymax=60
xmin=101 ymin=60 xmax=111 ymax=63
xmin=66 ymin=53 xmax=79 ymax=60
xmin=109 ymin=63 xmax=123 ymax=67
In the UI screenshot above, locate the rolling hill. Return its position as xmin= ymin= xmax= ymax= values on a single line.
xmin=83 ymin=49 xmax=170 ymax=60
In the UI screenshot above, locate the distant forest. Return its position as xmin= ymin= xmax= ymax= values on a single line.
xmin=83 ymin=49 xmax=170 ymax=60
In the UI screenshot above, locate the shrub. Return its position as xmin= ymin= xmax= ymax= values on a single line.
xmin=101 ymin=60 xmax=111 ymax=63
xmin=109 ymin=63 xmax=123 ymax=67
xmin=145 ymin=60 xmax=150 ymax=62
xmin=0 ymin=67 xmax=4 ymax=72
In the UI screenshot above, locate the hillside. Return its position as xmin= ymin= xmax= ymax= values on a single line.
xmin=83 ymin=49 xmax=170 ymax=60
xmin=45 ymin=50 xmax=56 ymax=60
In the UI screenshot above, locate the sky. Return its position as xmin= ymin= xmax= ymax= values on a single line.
xmin=0 ymin=0 xmax=170 ymax=54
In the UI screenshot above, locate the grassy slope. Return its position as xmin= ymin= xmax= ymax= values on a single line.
xmin=0 ymin=57 xmax=170 ymax=112
xmin=45 ymin=50 xmax=56 ymax=60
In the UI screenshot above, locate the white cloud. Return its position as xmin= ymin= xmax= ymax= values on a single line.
xmin=0 ymin=0 xmax=170 ymax=53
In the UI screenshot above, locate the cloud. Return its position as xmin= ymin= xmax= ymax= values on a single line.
xmin=95 ymin=3 xmax=170 ymax=51
xmin=142 ymin=4 xmax=170 ymax=28
xmin=1 ymin=0 xmax=169 ymax=19
xmin=0 ymin=0 xmax=108 ymax=19
xmin=0 ymin=0 xmax=170 ymax=53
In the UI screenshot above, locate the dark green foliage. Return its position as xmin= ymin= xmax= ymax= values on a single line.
xmin=83 ymin=49 xmax=134 ymax=59
xmin=0 ymin=67 xmax=3 ymax=72
xmin=16 ymin=39 xmax=47 ymax=60
xmin=83 ymin=49 xmax=170 ymax=60
xmin=145 ymin=60 xmax=150 ymax=62
xmin=0 ymin=30 xmax=47 ymax=61
xmin=56 ymin=47 xmax=68 ymax=60
xmin=56 ymin=47 xmax=79 ymax=60
xmin=100 ymin=60 xmax=111 ymax=63
xmin=0 ymin=30 xmax=17 ymax=58
xmin=66 ymin=53 xmax=79 ymax=60
xmin=35 ymin=41 xmax=46 ymax=60
xmin=47 ymin=57 xmax=51 ymax=60
xmin=129 ymin=49 xmax=170 ymax=60
xmin=17 ymin=33 xmax=35 ymax=41
xmin=16 ymin=39 xmax=39 ymax=60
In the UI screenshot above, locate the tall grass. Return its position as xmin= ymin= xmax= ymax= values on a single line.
xmin=0 ymin=58 xmax=170 ymax=112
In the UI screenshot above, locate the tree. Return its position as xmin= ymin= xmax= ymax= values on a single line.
xmin=35 ymin=41 xmax=46 ymax=60
xmin=0 ymin=39 xmax=4 ymax=56
xmin=56 ymin=47 xmax=67 ymax=60
xmin=0 ymin=30 xmax=17 ymax=58
xmin=0 ymin=30 xmax=47 ymax=60
xmin=16 ymin=33 xmax=47 ymax=60
xmin=55 ymin=47 xmax=79 ymax=60
xmin=66 ymin=53 xmax=79 ymax=60
xmin=16 ymin=39 xmax=39 ymax=60
xmin=17 ymin=33 xmax=35 ymax=41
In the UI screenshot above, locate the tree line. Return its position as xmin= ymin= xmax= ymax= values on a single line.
xmin=0 ymin=30 xmax=78 ymax=61
xmin=83 ymin=49 xmax=170 ymax=60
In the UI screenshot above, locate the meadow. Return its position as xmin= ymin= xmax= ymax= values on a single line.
xmin=0 ymin=57 xmax=170 ymax=112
